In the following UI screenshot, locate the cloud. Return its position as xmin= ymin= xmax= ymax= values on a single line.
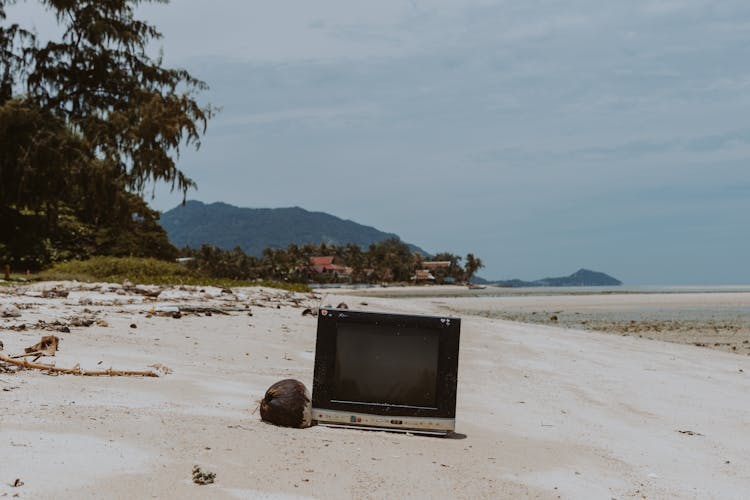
xmin=213 ymin=104 xmax=380 ymax=129
xmin=6 ymin=0 xmax=750 ymax=283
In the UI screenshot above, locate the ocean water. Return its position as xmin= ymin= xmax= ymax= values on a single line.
xmin=467 ymin=284 xmax=750 ymax=296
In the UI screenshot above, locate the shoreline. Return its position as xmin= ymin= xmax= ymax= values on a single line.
xmin=316 ymin=283 xmax=750 ymax=299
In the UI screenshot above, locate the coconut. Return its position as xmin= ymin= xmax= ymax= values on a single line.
xmin=259 ymin=379 xmax=312 ymax=428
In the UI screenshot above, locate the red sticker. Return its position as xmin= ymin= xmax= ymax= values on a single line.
xmin=321 ymin=309 xmax=328 ymax=316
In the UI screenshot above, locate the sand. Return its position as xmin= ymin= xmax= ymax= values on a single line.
xmin=1 ymin=283 xmax=749 ymax=499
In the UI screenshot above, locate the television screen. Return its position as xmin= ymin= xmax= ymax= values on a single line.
xmin=333 ymin=323 xmax=439 ymax=408
xmin=312 ymin=309 xmax=461 ymax=435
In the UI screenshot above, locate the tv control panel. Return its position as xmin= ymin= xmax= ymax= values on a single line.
xmin=312 ymin=408 xmax=455 ymax=435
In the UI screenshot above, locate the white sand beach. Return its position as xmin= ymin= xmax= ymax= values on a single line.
xmin=1 ymin=283 xmax=749 ymax=499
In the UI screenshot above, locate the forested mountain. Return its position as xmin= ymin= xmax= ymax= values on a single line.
xmin=160 ymin=201 xmax=429 ymax=256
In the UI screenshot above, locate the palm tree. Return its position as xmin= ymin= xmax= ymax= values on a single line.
xmin=464 ymin=253 xmax=484 ymax=283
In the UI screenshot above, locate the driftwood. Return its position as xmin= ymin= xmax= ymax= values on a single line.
xmin=123 ymin=286 xmax=162 ymax=298
xmin=178 ymin=306 xmax=231 ymax=315
xmin=0 ymin=354 xmax=158 ymax=377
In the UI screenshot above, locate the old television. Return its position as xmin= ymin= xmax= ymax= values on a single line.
xmin=311 ymin=308 xmax=460 ymax=436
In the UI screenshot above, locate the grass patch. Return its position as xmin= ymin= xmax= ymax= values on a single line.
xmin=37 ymin=256 xmax=310 ymax=293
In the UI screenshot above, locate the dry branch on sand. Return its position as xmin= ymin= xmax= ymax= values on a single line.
xmin=177 ymin=306 xmax=231 ymax=315
xmin=0 ymin=354 xmax=159 ymax=377
xmin=1 ymin=334 xmax=159 ymax=376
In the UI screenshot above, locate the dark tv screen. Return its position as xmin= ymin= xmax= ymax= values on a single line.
xmin=332 ymin=323 xmax=439 ymax=408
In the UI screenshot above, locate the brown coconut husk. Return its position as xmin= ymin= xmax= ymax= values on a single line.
xmin=259 ymin=379 xmax=312 ymax=428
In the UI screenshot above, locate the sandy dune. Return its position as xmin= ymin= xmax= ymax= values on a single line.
xmin=1 ymin=283 xmax=749 ymax=499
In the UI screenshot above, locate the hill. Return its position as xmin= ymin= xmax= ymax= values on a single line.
xmin=159 ymin=200 xmax=429 ymax=256
xmin=488 ymin=268 xmax=622 ymax=287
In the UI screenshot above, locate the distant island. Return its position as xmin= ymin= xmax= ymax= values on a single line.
xmin=159 ymin=200 xmax=429 ymax=256
xmin=477 ymin=268 xmax=622 ymax=287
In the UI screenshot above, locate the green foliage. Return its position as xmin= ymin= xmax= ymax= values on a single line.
xmin=430 ymin=252 xmax=463 ymax=284
xmin=0 ymin=0 xmax=210 ymax=269
xmin=0 ymin=195 xmax=177 ymax=271
xmin=0 ymin=100 xmax=86 ymax=211
xmin=41 ymin=256 xmax=192 ymax=282
xmin=24 ymin=0 xmax=214 ymax=197
xmin=464 ymin=253 xmax=484 ymax=282
xmin=180 ymin=240 xmax=473 ymax=285
xmin=183 ymin=245 xmax=259 ymax=280
xmin=39 ymin=256 xmax=310 ymax=292
xmin=365 ymin=238 xmax=417 ymax=282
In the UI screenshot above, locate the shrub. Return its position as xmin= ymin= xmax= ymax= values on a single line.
xmin=39 ymin=256 xmax=310 ymax=292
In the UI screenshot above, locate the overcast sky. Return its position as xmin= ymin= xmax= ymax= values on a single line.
xmin=9 ymin=1 xmax=750 ymax=284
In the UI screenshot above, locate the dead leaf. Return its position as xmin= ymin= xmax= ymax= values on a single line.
xmin=24 ymin=335 xmax=59 ymax=356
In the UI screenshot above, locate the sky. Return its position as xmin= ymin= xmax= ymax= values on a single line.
xmin=8 ymin=0 xmax=750 ymax=284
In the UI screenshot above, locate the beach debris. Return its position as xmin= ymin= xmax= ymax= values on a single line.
xmin=192 ymin=465 xmax=215 ymax=485
xmin=260 ymin=379 xmax=312 ymax=429
xmin=130 ymin=323 xmax=138 ymax=329
xmin=0 ymin=340 xmax=3 ymax=351
xmin=153 ymin=304 xmax=179 ymax=313
xmin=549 ymin=315 xmax=558 ymax=322
xmin=10 ymin=478 xmax=24 ymax=487
xmin=148 ymin=363 xmax=173 ymax=375
xmin=123 ymin=282 xmax=162 ymax=298
xmin=69 ymin=316 xmax=95 ymax=327
xmin=41 ymin=288 xmax=69 ymax=299
xmin=0 ymin=352 xmax=159 ymax=377
xmin=22 ymin=335 xmax=59 ymax=357
xmin=5 ymin=319 xmax=70 ymax=333
xmin=336 ymin=302 xmax=349 ymax=310
xmin=181 ymin=306 xmax=230 ymax=316
xmin=1 ymin=323 xmax=26 ymax=331
xmin=0 ymin=304 xmax=22 ymax=318
xmin=677 ymin=430 xmax=704 ymax=436
xmin=301 ymin=308 xmax=316 ymax=317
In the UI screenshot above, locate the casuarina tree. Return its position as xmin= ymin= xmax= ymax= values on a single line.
xmin=0 ymin=0 xmax=213 ymax=268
